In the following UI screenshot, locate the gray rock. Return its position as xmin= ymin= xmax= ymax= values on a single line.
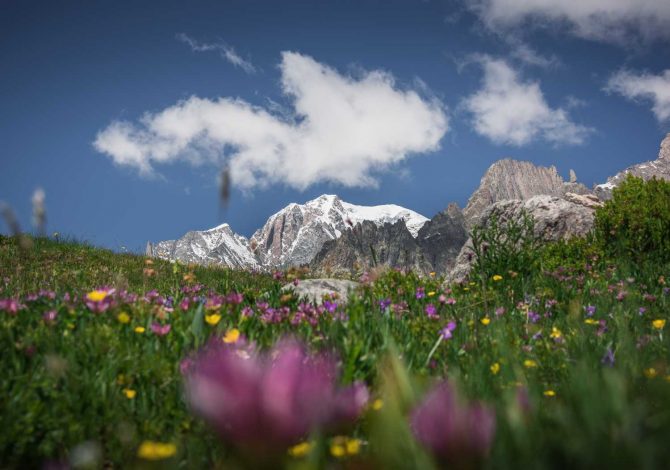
xmin=462 ymin=159 xmax=587 ymax=228
xmin=595 ymin=133 xmax=670 ymax=200
xmin=448 ymin=195 xmax=596 ymax=283
xmin=282 ymin=278 xmax=360 ymax=304
xmin=310 ymin=220 xmax=432 ymax=277
xmin=417 ymin=203 xmax=468 ymax=274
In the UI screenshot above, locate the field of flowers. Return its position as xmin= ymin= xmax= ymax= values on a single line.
xmin=2 ymin=209 xmax=670 ymax=468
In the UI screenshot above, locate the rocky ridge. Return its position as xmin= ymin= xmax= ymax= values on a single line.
xmin=595 ymin=133 xmax=670 ymax=200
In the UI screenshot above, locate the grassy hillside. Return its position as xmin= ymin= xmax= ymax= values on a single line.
xmin=2 ymin=177 xmax=670 ymax=469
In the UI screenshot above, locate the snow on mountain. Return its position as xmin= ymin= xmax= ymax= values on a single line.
xmin=150 ymin=223 xmax=260 ymax=270
xmin=250 ymin=194 xmax=428 ymax=268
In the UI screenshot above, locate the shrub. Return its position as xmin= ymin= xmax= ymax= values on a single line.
xmin=594 ymin=175 xmax=670 ymax=263
xmin=470 ymin=209 xmax=540 ymax=282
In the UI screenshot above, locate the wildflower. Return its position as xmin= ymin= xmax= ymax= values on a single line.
xmin=527 ymin=311 xmax=540 ymax=324
xmin=205 ymin=314 xmax=221 ymax=326
xmin=372 ymin=399 xmax=383 ymax=411
xmin=492 ymin=275 xmax=503 ymax=282
xmin=480 ymin=317 xmax=491 ymax=326
xmin=330 ymin=436 xmax=361 ymax=458
xmin=652 ymin=319 xmax=666 ymax=330
xmin=490 ymin=363 xmax=500 ymax=375
xmin=523 ymin=359 xmax=537 ymax=369
xmin=601 ymin=348 xmax=615 ymax=367
xmin=639 ymin=307 xmax=647 ymax=316
xmin=185 ymin=339 xmax=369 ymax=453
xmin=151 ymin=323 xmax=171 ymax=336
xmin=494 ymin=307 xmax=505 ymax=317
xmin=415 ymin=287 xmax=426 ymax=299
xmin=440 ymin=321 xmax=457 ymax=340
xmin=550 ymin=327 xmax=562 ymax=339
xmin=117 ymin=312 xmax=130 ymax=324
xmin=584 ymin=319 xmax=599 ymax=325
xmin=223 ymin=328 xmax=240 ymax=344
xmin=137 ymin=441 xmax=177 ymax=460
xmin=43 ymin=310 xmax=58 ymax=324
xmin=134 ymin=326 xmax=145 ymax=334
xmin=288 ymin=441 xmax=311 ymax=458
xmin=425 ymin=303 xmax=438 ymax=319
xmin=543 ymin=390 xmax=556 ymax=397
xmin=445 ymin=297 xmax=457 ymax=305
xmin=644 ymin=367 xmax=658 ymax=379
xmin=379 ymin=298 xmax=391 ymax=311
xmin=427 ymin=291 xmax=436 ymax=297
xmin=584 ymin=305 xmax=596 ymax=316
xmin=123 ymin=388 xmax=136 ymax=399
xmin=86 ymin=290 xmax=108 ymax=302
xmin=411 ymin=381 xmax=495 ymax=466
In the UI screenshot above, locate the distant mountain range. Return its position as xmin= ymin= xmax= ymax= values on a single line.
xmin=148 ymin=133 xmax=670 ymax=278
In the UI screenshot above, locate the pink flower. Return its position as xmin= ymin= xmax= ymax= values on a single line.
xmin=151 ymin=323 xmax=171 ymax=336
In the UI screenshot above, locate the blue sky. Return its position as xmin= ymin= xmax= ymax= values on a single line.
xmin=2 ymin=0 xmax=670 ymax=251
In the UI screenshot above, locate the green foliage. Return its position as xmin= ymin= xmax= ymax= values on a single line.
xmin=2 ymin=234 xmax=670 ymax=468
xmin=470 ymin=209 xmax=541 ymax=282
xmin=538 ymin=235 xmax=606 ymax=273
xmin=595 ymin=175 xmax=670 ymax=263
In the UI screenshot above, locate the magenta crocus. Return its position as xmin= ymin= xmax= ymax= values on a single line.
xmin=185 ymin=339 xmax=369 ymax=454
xmin=411 ymin=381 xmax=495 ymax=467
xmin=440 ymin=321 xmax=457 ymax=340
xmin=425 ymin=303 xmax=438 ymax=319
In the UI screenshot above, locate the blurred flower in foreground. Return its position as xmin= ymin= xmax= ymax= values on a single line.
xmin=185 ymin=339 xmax=369 ymax=454
xmin=137 ymin=441 xmax=177 ymax=460
xmin=411 ymin=381 xmax=495 ymax=467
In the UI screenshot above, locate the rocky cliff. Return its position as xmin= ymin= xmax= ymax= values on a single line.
xmin=595 ymin=133 xmax=670 ymax=199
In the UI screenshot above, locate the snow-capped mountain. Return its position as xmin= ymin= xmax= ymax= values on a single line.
xmin=150 ymin=194 xmax=428 ymax=270
xmin=250 ymin=194 xmax=429 ymax=268
xmin=149 ymin=223 xmax=260 ymax=270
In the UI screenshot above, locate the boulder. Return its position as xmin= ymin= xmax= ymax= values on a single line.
xmin=282 ymin=278 xmax=360 ymax=304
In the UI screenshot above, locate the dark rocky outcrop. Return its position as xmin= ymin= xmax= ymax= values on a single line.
xmin=416 ymin=203 xmax=468 ymax=274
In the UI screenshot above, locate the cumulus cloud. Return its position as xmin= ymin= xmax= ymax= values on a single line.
xmin=177 ymin=33 xmax=256 ymax=74
xmin=606 ymin=69 xmax=670 ymax=122
xmin=462 ymin=57 xmax=591 ymax=146
xmin=469 ymin=0 xmax=670 ymax=44
xmin=94 ymin=52 xmax=448 ymax=189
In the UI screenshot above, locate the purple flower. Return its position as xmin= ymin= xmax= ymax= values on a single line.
xmin=527 ymin=311 xmax=540 ymax=324
xmin=415 ymin=287 xmax=425 ymax=299
xmin=494 ymin=306 xmax=506 ymax=317
xmin=411 ymin=381 xmax=495 ymax=466
xmin=425 ymin=303 xmax=438 ymax=319
xmin=151 ymin=323 xmax=171 ymax=336
xmin=43 ymin=310 xmax=58 ymax=324
xmin=185 ymin=339 xmax=368 ymax=453
xmin=0 ymin=298 xmax=22 ymax=315
xmin=584 ymin=305 xmax=596 ymax=317
xmin=379 ymin=298 xmax=392 ymax=311
xmin=440 ymin=321 xmax=457 ymax=340
xmin=638 ymin=307 xmax=647 ymax=316
xmin=601 ymin=348 xmax=615 ymax=367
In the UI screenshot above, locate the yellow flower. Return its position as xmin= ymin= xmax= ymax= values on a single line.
xmin=223 ymin=328 xmax=240 ymax=344
xmin=429 ymin=271 xmax=436 ymax=277
xmin=584 ymin=319 xmax=599 ymax=325
xmin=490 ymin=362 xmax=500 ymax=375
xmin=123 ymin=388 xmax=137 ymax=399
xmin=346 ymin=438 xmax=361 ymax=455
xmin=86 ymin=290 xmax=107 ymax=302
xmin=469 ymin=281 xmax=476 ymax=286
xmin=652 ymin=319 xmax=666 ymax=330
xmin=372 ymin=398 xmax=384 ymax=411
xmin=644 ymin=367 xmax=658 ymax=379
xmin=427 ymin=291 xmax=436 ymax=297
xmin=550 ymin=327 xmax=562 ymax=339
xmin=463 ymin=287 xmax=470 ymax=291
xmin=524 ymin=359 xmax=537 ymax=368
xmin=117 ymin=312 xmax=130 ymax=324
xmin=543 ymin=390 xmax=556 ymax=397
xmin=492 ymin=274 xmax=503 ymax=282
xmin=137 ymin=441 xmax=177 ymax=460
xmin=205 ymin=314 xmax=221 ymax=326
xmin=134 ymin=326 xmax=145 ymax=334
xmin=480 ymin=317 xmax=491 ymax=326
xmin=288 ymin=441 xmax=312 ymax=458
xmin=329 ymin=437 xmax=361 ymax=458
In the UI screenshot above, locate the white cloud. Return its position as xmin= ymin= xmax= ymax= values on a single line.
xmin=606 ymin=69 xmax=670 ymax=122
xmin=470 ymin=0 xmax=670 ymax=44
xmin=176 ymin=33 xmax=256 ymax=74
xmin=94 ymin=52 xmax=448 ymax=190
xmin=462 ymin=57 xmax=591 ymax=146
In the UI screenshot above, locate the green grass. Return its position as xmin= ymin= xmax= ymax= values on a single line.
xmin=2 ymin=234 xmax=670 ymax=468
